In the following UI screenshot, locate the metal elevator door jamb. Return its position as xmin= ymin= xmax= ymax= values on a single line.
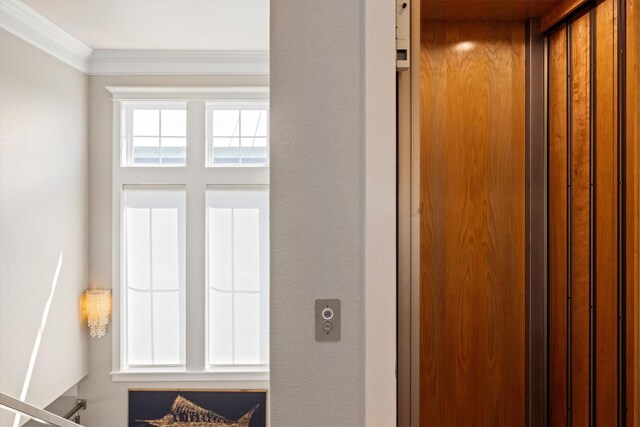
xmin=396 ymin=0 xmax=410 ymax=70
xmin=396 ymin=1 xmax=419 ymax=426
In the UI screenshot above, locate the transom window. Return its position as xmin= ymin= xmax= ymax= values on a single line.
xmin=121 ymin=103 xmax=187 ymax=166
xmin=110 ymin=87 xmax=269 ymax=379
xmin=208 ymin=104 xmax=269 ymax=166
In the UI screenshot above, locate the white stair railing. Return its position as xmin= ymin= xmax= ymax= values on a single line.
xmin=0 ymin=392 xmax=82 ymax=427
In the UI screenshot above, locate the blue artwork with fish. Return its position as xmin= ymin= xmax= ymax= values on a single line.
xmin=129 ymin=390 xmax=267 ymax=427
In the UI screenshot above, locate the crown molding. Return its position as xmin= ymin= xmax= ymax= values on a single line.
xmin=105 ymin=86 xmax=269 ymax=100
xmin=106 ymin=86 xmax=269 ymax=95
xmin=0 ymin=0 xmax=269 ymax=76
xmin=89 ymin=50 xmax=269 ymax=76
xmin=0 ymin=0 xmax=93 ymax=73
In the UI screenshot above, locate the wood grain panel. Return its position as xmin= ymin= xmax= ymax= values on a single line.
xmin=420 ymin=1 xmax=560 ymax=21
xmin=546 ymin=2 xmax=638 ymax=423
xmin=541 ymin=0 xmax=590 ymax=32
xmin=569 ymin=11 xmax=591 ymax=426
xmin=626 ymin=0 xmax=640 ymax=424
xmin=548 ymin=25 xmax=569 ymax=427
xmin=420 ymin=21 xmax=446 ymax=427
xmin=420 ymin=22 xmax=525 ymax=426
xmin=595 ymin=0 xmax=619 ymax=423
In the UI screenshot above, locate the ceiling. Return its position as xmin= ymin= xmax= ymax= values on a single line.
xmin=23 ymin=0 xmax=269 ymax=51
xmin=421 ymin=0 xmax=562 ymax=21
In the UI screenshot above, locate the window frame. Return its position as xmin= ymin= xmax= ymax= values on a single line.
xmin=108 ymin=86 xmax=269 ymax=382
xmin=205 ymin=184 xmax=270 ymax=369
xmin=120 ymin=101 xmax=188 ymax=167
xmin=121 ymin=185 xmax=187 ymax=370
xmin=206 ymin=101 xmax=270 ymax=167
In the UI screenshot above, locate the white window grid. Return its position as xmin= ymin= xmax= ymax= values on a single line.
xmin=110 ymin=90 xmax=269 ymax=380
xmin=206 ymin=101 xmax=270 ymax=167
xmin=122 ymin=186 xmax=187 ymax=369
xmin=120 ymin=102 xmax=187 ymax=167
xmin=205 ymin=185 xmax=269 ymax=369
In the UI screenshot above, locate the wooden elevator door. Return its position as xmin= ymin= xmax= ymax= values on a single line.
xmin=548 ymin=1 xmax=621 ymax=424
xmin=419 ymin=21 xmax=526 ymax=426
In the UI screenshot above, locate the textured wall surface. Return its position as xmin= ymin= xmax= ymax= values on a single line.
xmin=0 ymin=29 xmax=89 ymax=425
xmin=270 ymin=1 xmax=364 ymax=425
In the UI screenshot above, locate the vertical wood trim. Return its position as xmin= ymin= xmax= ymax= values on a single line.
xmin=567 ymin=23 xmax=574 ymax=426
xmin=569 ymin=12 xmax=592 ymax=426
xmin=525 ymin=18 xmax=548 ymax=427
xmin=549 ymin=25 xmax=569 ymax=427
xmin=589 ymin=7 xmax=597 ymax=424
xmin=410 ymin=1 xmax=421 ymax=425
xmin=625 ymin=0 xmax=640 ymax=424
xmin=595 ymin=0 xmax=620 ymax=423
xmin=616 ymin=0 xmax=628 ymax=424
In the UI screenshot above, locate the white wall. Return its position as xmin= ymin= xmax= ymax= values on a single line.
xmin=363 ymin=1 xmax=397 ymax=425
xmin=24 ymin=386 xmax=80 ymax=427
xmin=77 ymin=75 xmax=269 ymax=427
xmin=270 ymin=0 xmax=391 ymax=424
xmin=0 ymin=29 xmax=89 ymax=425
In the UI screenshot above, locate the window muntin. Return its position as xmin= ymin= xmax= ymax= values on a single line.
xmin=207 ymin=104 xmax=269 ymax=166
xmin=122 ymin=188 xmax=186 ymax=368
xmin=113 ymin=92 xmax=269 ymax=378
xmin=122 ymin=103 xmax=187 ymax=166
xmin=206 ymin=187 xmax=269 ymax=367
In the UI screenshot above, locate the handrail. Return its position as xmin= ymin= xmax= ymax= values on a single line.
xmin=0 ymin=392 xmax=82 ymax=427
xmin=62 ymin=399 xmax=86 ymax=422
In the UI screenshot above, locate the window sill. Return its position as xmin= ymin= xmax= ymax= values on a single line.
xmin=110 ymin=367 xmax=269 ymax=382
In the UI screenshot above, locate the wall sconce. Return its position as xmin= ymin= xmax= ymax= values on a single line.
xmin=82 ymin=289 xmax=112 ymax=338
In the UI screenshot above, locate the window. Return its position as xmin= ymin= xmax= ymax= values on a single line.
xmin=121 ymin=103 xmax=187 ymax=166
xmin=123 ymin=188 xmax=185 ymax=368
xmin=208 ymin=104 xmax=268 ymax=166
xmin=110 ymin=87 xmax=269 ymax=380
xmin=207 ymin=187 xmax=269 ymax=367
